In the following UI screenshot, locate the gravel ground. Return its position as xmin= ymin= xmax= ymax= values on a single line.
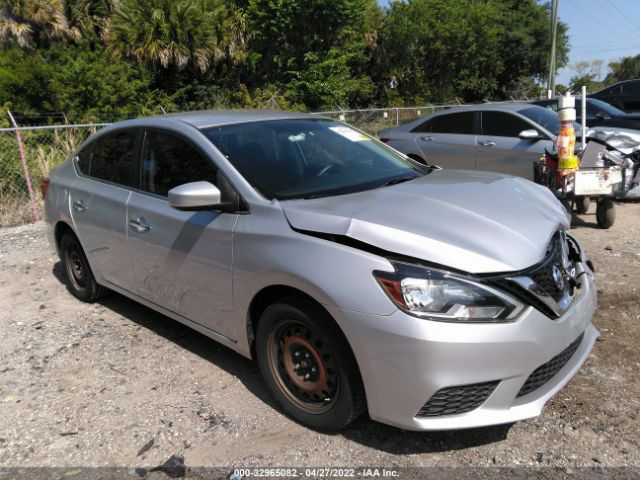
xmin=0 ymin=203 xmax=639 ymax=476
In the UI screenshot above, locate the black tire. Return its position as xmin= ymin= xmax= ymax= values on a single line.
xmin=60 ymin=232 xmax=107 ymax=302
xmin=255 ymin=297 xmax=366 ymax=431
xmin=575 ymin=196 xmax=591 ymax=214
xmin=596 ymin=198 xmax=616 ymax=229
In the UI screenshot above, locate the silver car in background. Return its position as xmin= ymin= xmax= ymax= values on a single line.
xmin=379 ymin=104 xmax=578 ymax=180
xmin=44 ymin=111 xmax=598 ymax=431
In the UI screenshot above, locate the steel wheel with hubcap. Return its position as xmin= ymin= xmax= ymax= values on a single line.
xmin=256 ymin=298 xmax=366 ymax=431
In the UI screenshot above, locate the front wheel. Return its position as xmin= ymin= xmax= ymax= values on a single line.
xmin=255 ymin=299 xmax=366 ymax=431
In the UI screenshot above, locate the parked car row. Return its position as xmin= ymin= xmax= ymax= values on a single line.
xmin=379 ymin=101 xmax=640 ymax=201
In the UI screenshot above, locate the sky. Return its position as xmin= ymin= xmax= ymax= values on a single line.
xmin=556 ymin=0 xmax=640 ymax=84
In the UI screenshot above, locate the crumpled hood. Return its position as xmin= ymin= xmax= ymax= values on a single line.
xmin=280 ymin=169 xmax=569 ymax=274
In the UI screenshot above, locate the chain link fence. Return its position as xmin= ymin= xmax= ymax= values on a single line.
xmin=0 ymin=123 xmax=108 ymax=227
xmin=0 ymin=104 xmax=474 ymax=228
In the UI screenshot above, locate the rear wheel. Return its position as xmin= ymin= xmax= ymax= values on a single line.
xmin=255 ymin=298 xmax=365 ymax=431
xmin=575 ymin=196 xmax=591 ymax=214
xmin=596 ymin=198 xmax=616 ymax=229
xmin=60 ymin=232 xmax=107 ymax=302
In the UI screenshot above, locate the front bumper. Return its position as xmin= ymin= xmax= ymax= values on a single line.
xmin=330 ymin=266 xmax=598 ymax=431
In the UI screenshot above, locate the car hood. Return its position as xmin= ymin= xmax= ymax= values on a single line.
xmin=280 ymin=169 xmax=569 ymax=274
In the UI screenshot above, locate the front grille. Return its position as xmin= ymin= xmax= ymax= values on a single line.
xmin=416 ymin=381 xmax=499 ymax=417
xmin=489 ymin=231 xmax=574 ymax=319
xmin=516 ymin=333 xmax=584 ymax=398
xmin=527 ymin=234 xmax=565 ymax=302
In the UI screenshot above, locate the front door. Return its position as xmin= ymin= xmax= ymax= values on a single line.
xmin=475 ymin=111 xmax=547 ymax=181
xmin=126 ymin=129 xmax=239 ymax=339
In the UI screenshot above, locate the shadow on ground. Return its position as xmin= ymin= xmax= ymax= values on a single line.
xmin=52 ymin=261 xmax=512 ymax=454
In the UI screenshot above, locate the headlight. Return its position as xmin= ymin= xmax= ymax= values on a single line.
xmin=373 ymin=262 xmax=523 ymax=322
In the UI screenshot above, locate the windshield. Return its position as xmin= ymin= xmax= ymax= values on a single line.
xmin=519 ymin=106 xmax=581 ymax=136
xmin=202 ymin=119 xmax=427 ymax=200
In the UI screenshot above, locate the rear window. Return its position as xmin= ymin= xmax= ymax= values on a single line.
xmin=411 ymin=112 xmax=474 ymax=134
xmin=89 ymin=130 xmax=138 ymax=187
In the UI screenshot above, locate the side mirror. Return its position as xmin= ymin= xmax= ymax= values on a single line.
xmin=518 ymin=129 xmax=541 ymax=140
xmin=595 ymin=112 xmax=610 ymax=120
xmin=168 ymin=181 xmax=222 ymax=210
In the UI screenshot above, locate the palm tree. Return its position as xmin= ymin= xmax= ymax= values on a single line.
xmin=63 ymin=0 xmax=112 ymax=41
xmin=108 ymin=0 xmax=225 ymax=73
xmin=0 ymin=0 xmax=78 ymax=48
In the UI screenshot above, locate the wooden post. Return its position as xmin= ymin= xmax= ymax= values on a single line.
xmin=7 ymin=111 xmax=40 ymax=222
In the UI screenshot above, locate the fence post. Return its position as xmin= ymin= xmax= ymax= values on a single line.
xmin=395 ymin=108 xmax=399 ymax=126
xmin=7 ymin=110 xmax=40 ymax=222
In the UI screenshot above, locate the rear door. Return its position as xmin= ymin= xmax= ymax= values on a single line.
xmin=126 ymin=129 xmax=240 ymax=339
xmin=412 ymin=111 xmax=477 ymax=169
xmin=69 ymin=129 xmax=139 ymax=289
xmin=475 ymin=111 xmax=546 ymax=180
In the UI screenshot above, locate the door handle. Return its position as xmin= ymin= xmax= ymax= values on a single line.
xmin=420 ymin=136 xmax=436 ymax=142
xmin=129 ymin=217 xmax=151 ymax=233
xmin=73 ymin=200 xmax=86 ymax=212
xmin=479 ymin=140 xmax=496 ymax=147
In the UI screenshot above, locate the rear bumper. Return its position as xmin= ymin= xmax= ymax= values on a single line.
xmin=330 ymin=267 xmax=598 ymax=431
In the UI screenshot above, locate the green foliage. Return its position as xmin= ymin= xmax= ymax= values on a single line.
xmin=604 ymin=54 xmax=640 ymax=85
xmin=108 ymin=0 xmax=225 ymax=73
xmin=569 ymin=60 xmax=604 ymax=94
xmin=381 ymin=0 xmax=569 ymax=103
xmin=0 ymin=0 xmax=573 ymax=118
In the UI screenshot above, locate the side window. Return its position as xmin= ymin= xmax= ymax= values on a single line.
xmin=75 ymin=143 xmax=93 ymax=175
xmin=90 ymin=130 xmax=138 ymax=186
xmin=412 ymin=112 xmax=474 ymax=134
xmin=141 ymin=130 xmax=237 ymax=204
xmin=481 ymin=112 xmax=532 ymax=137
xmin=542 ymin=102 xmax=558 ymax=112
xmin=623 ymin=81 xmax=640 ymax=94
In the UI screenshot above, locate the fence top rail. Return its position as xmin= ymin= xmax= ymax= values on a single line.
xmin=0 ymin=122 xmax=112 ymax=132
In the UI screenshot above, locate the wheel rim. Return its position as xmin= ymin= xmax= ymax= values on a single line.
xmin=65 ymin=243 xmax=86 ymax=291
xmin=267 ymin=320 xmax=338 ymax=414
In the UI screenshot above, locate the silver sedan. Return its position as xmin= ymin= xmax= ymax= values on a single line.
xmin=44 ymin=111 xmax=597 ymax=431
xmin=379 ymin=104 xmax=577 ymax=180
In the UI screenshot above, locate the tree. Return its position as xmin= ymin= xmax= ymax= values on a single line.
xmin=380 ymin=0 xmax=569 ymax=103
xmin=244 ymin=0 xmax=380 ymax=108
xmin=63 ymin=0 xmax=112 ymax=42
xmin=569 ymin=59 xmax=603 ymax=93
xmin=107 ymin=0 xmax=226 ymax=74
xmin=604 ymin=54 xmax=640 ymax=85
xmin=0 ymin=0 xmax=78 ymax=48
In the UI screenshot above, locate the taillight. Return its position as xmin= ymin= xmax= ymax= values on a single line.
xmin=40 ymin=177 xmax=50 ymax=199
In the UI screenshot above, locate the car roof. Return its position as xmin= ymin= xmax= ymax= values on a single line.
xmin=107 ymin=110 xmax=321 ymax=131
xmin=592 ymin=79 xmax=640 ymax=93
xmin=428 ymin=103 xmax=535 ymax=114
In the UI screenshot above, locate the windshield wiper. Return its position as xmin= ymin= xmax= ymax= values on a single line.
xmin=383 ymin=175 xmax=420 ymax=187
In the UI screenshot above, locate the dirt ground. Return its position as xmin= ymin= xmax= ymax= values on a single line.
xmin=0 ymin=202 xmax=639 ymax=476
